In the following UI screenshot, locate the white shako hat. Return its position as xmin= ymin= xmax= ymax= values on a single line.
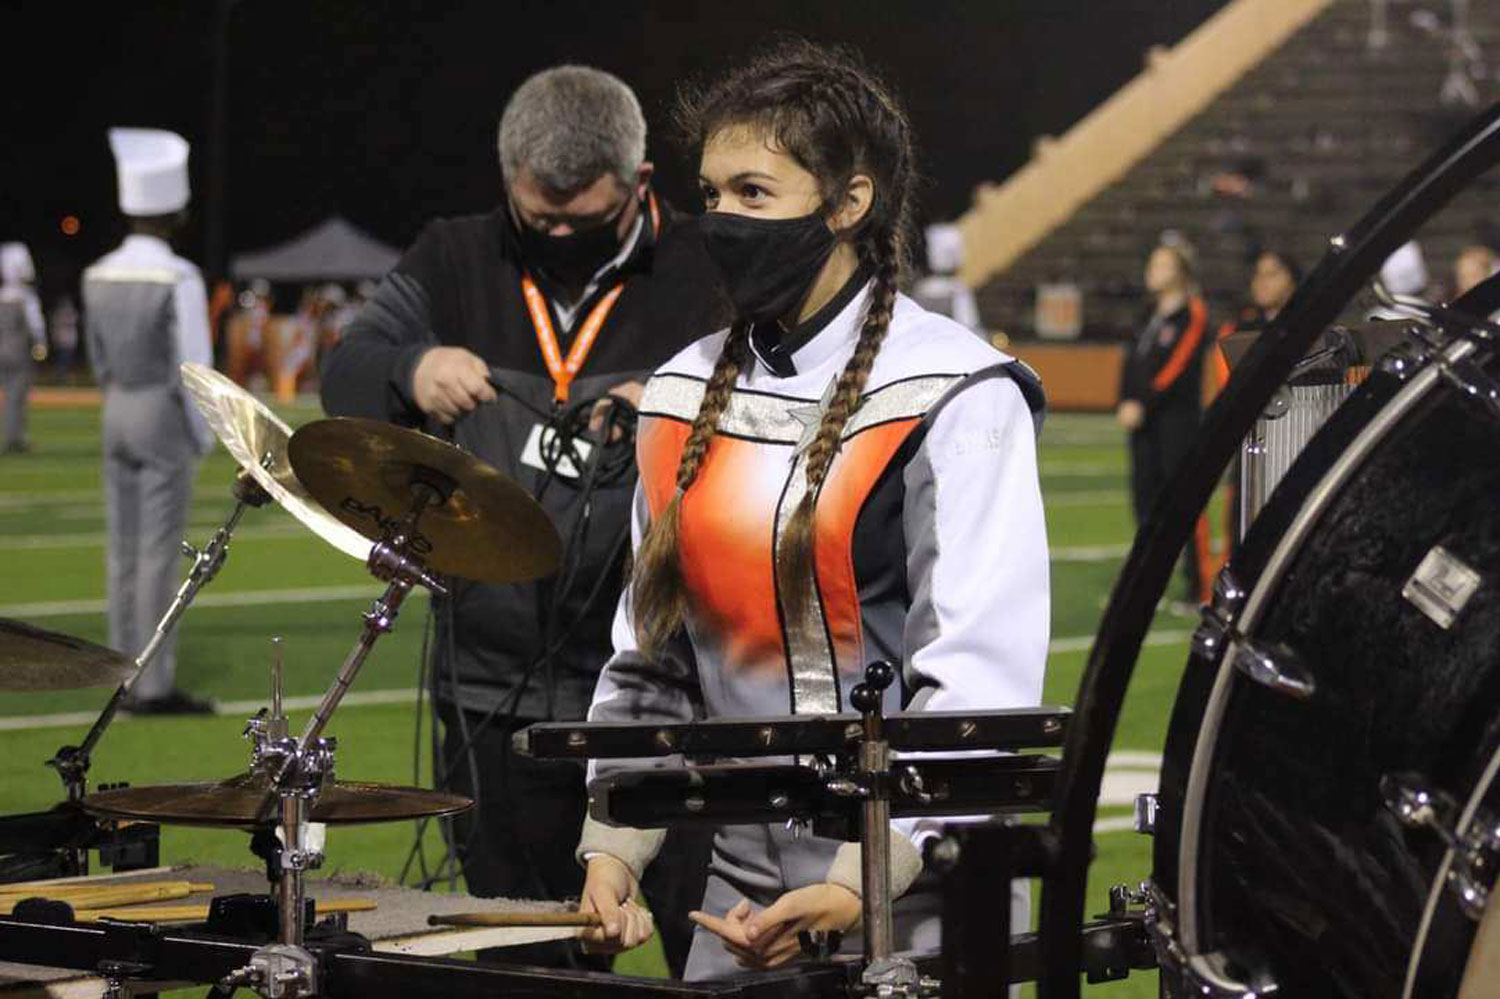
xmin=0 ymin=243 xmax=35 ymax=285
xmin=925 ymin=223 xmax=965 ymax=274
xmin=1380 ymin=239 xmax=1429 ymax=296
xmin=108 ymin=127 xmax=191 ymax=216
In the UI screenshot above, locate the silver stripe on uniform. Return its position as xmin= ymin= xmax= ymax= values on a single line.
xmin=83 ymin=266 xmax=181 ymax=285
xmin=774 ymin=446 xmax=840 ymax=715
xmin=640 ymin=372 xmax=963 ymax=443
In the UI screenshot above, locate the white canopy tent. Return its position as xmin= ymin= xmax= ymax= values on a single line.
xmin=230 ymin=216 xmax=400 ymax=282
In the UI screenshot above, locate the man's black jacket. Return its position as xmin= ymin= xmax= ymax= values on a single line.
xmin=320 ymin=199 xmax=726 ymax=720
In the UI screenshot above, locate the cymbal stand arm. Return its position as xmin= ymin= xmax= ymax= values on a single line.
xmin=50 ymin=472 xmax=271 ymax=803
xmin=295 ymin=502 xmax=446 ymax=753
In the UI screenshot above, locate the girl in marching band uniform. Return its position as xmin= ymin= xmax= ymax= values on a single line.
xmin=576 ymin=41 xmax=1049 ymax=977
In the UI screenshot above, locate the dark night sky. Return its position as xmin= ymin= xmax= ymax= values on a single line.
xmin=1 ymin=0 xmax=1227 ymax=299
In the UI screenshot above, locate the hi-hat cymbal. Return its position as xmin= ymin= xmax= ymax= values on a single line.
xmin=287 ymin=418 xmax=562 ymax=584
xmin=0 ymin=619 xmax=133 ymax=691
xmin=179 ymin=362 xmax=371 ymax=561
xmin=82 ymin=773 xmax=472 ymax=828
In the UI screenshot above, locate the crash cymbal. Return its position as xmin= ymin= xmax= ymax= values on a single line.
xmin=179 ymin=362 xmax=371 ymax=561
xmin=0 ymin=619 xmax=133 ymax=691
xmin=287 ymin=417 xmax=562 ymax=584
xmin=82 ymin=773 xmax=472 ymax=828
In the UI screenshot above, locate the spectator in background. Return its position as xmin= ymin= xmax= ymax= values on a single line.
xmin=1211 ymin=249 xmax=1302 ymax=558
xmin=1214 ymin=249 xmax=1301 ymax=386
xmin=0 ymin=243 xmax=46 ymax=454
xmin=225 ymin=279 xmax=272 ymax=387
xmin=49 ymin=294 xmax=80 ymax=379
xmin=910 ymin=223 xmax=983 ymax=334
xmin=1117 ymin=232 xmax=1211 ymax=609
xmin=1454 ymin=242 xmax=1498 ymax=298
xmin=1372 ymin=239 xmax=1432 ymax=317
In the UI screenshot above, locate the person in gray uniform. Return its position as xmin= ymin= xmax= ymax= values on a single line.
xmin=0 ymin=242 xmax=45 ymax=453
xmin=82 ymin=127 xmax=215 ymax=715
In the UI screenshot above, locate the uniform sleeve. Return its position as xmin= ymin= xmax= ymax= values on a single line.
xmin=172 ymin=268 xmax=216 ymax=454
xmin=575 ymin=481 xmax=705 ymax=880
xmin=825 ymin=371 xmax=1049 ymax=896
xmin=319 ymin=226 xmax=445 ymax=425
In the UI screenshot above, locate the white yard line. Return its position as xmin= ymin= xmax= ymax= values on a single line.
xmin=0 ymin=489 xmax=103 ymax=510
xmin=0 ymin=523 xmax=310 ymax=551
xmin=0 ymin=688 xmax=420 ymax=732
xmin=1051 ymin=543 xmax=1130 ymax=562
xmin=1048 ymin=629 xmax=1191 ymax=654
xmin=0 ymin=584 xmax=413 ymax=619
xmin=1 ymin=532 xmax=1130 ymax=562
xmin=1046 ymin=490 xmax=1128 ymax=508
xmin=1039 ymin=463 xmax=1123 ymax=477
xmin=1107 ymin=750 xmax=1165 ymax=769
xmin=1093 ymin=815 xmax=1141 ymax=834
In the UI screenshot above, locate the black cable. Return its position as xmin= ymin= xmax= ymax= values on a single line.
xmin=406 ymin=389 xmax=639 ymax=898
xmin=397 ymin=600 xmax=436 ymax=886
xmin=447 ymin=397 xmax=632 ymax=876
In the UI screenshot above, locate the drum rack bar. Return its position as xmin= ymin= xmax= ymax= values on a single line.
xmin=516 ymin=707 xmax=1071 ymax=761
xmin=0 ymin=909 xmax=1147 ymax=997
xmin=591 ymin=755 xmax=1059 ymax=830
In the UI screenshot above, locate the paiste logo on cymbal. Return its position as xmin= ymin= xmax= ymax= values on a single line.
xmin=338 ymin=497 xmax=434 ymax=556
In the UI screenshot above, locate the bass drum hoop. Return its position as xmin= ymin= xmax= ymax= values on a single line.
xmin=1408 ymin=740 xmax=1500 ymax=997
xmin=1173 ymin=336 xmax=1483 ymax=976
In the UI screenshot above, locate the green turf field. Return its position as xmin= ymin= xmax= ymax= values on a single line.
xmin=0 ymin=400 xmax=1208 ymax=995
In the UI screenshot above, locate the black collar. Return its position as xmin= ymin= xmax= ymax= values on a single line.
xmin=750 ymin=260 xmax=875 ymax=377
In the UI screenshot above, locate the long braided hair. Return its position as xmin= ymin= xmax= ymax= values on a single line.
xmin=632 ymin=40 xmax=918 ymax=656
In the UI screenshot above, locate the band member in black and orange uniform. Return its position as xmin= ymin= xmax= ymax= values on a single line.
xmin=572 ymin=41 xmax=1049 ymax=978
xmin=321 ymin=65 xmax=723 ymax=976
xmin=1116 ymin=233 xmax=1211 ymax=608
xmin=1211 ymin=248 xmax=1301 ymax=557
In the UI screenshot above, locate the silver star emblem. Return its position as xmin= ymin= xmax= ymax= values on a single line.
xmin=789 ymin=379 xmax=840 ymax=458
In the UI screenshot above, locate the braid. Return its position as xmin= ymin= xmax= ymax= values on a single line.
xmin=776 ymin=238 xmax=902 ymax=633
xmin=631 ymin=323 xmax=750 ymax=655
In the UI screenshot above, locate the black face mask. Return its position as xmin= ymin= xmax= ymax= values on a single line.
xmin=696 ymin=210 xmax=837 ymax=325
xmin=513 ymin=197 xmax=631 ymax=288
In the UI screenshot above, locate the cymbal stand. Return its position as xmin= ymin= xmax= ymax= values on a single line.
xmin=225 ymin=477 xmax=449 ymax=999
xmin=47 ymin=470 xmax=272 ymax=869
xmin=226 ymin=640 xmax=332 ymax=999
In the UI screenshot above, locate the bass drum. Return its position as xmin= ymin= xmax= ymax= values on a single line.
xmin=1152 ymin=330 xmax=1500 ymax=999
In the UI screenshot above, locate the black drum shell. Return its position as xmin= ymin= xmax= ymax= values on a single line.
xmin=1154 ymin=347 xmax=1500 ymax=998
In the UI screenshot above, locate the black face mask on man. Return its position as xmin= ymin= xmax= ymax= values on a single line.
xmin=513 ymin=197 xmax=631 ymax=289
xmin=696 ymin=210 xmax=837 ymax=325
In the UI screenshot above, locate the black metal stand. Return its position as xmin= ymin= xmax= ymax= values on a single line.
xmin=48 ymin=471 xmax=271 ymax=810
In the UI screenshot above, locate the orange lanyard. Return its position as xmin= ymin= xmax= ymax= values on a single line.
xmin=519 ymin=193 xmax=661 ymax=405
xmin=522 ymin=276 xmax=623 ymax=405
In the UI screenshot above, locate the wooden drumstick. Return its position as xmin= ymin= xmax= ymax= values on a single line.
xmin=0 ymin=882 xmax=215 ymax=914
xmin=0 ymin=880 xmax=214 ymax=899
xmin=427 ymin=910 xmax=604 ymax=928
xmin=76 ymin=898 xmax=377 ymax=923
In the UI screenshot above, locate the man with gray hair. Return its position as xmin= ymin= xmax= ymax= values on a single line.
xmin=321 ymin=65 xmax=722 ymax=975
